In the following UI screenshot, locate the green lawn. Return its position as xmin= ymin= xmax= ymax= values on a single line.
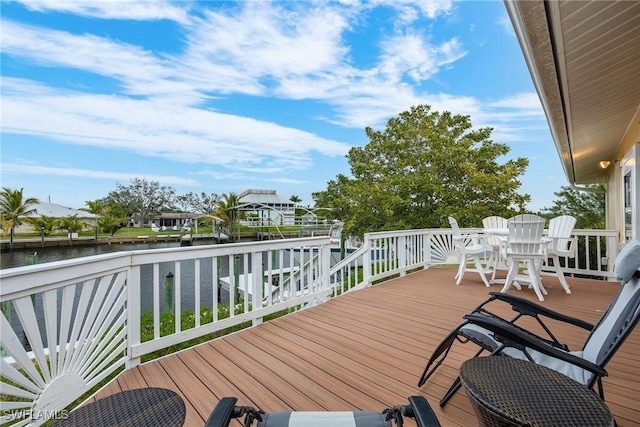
xmin=9 ymin=224 xmax=324 ymax=240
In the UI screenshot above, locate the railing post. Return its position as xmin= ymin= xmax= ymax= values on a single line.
xmin=127 ymin=265 xmax=141 ymax=369
xmin=606 ymin=234 xmax=619 ymax=280
xmin=424 ymin=233 xmax=432 ymax=269
xmin=322 ymin=241 xmax=331 ymax=292
xmin=251 ymin=252 xmax=263 ymax=326
xmin=398 ymin=235 xmax=407 ymax=276
xmin=363 ymin=234 xmax=372 ymax=286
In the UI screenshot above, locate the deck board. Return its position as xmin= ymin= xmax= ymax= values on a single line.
xmin=96 ymin=268 xmax=640 ymax=426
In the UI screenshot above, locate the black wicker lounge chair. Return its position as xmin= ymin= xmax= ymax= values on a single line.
xmin=205 ymin=396 xmax=440 ymax=427
xmin=418 ymin=238 xmax=640 ymax=407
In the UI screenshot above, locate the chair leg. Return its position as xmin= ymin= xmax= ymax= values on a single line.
xmin=501 ymin=261 xmax=519 ymax=293
xmin=473 ymin=255 xmax=491 ymax=287
xmin=439 ymin=375 xmax=462 ymax=407
xmin=550 ymin=255 xmax=572 ymax=294
xmin=490 ymin=262 xmax=498 ymax=283
xmin=490 ymin=249 xmax=503 ymax=283
xmin=418 ymin=328 xmax=461 ymax=387
xmin=455 ymin=257 xmax=466 ymax=285
xmin=439 ymin=345 xmax=489 ymax=406
xmin=528 ymin=260 xmax=545 ymax=301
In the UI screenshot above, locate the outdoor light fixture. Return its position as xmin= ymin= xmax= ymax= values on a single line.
xmin=599 ymin=160 xmax=611 ymax=169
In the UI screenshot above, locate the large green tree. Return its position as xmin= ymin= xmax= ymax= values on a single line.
xmin=541 ymin=184 xmax=605 ymax=229
xmin=175 ymin=192 xmax=219 ymax=214
xmin=83 ymin=200 xmax=105 ymax=215
xmin=85 ymin=199 xmax=128 ymax=235
xmin=102 ymin=178 xmax=176 ymax=226
xmin=0 ymin=187 xmax=39 ymax=248
xmin=313 ymin=105 xmax=530 ymax=236
xmin=99 ymin=203 xmax=128 ymax=235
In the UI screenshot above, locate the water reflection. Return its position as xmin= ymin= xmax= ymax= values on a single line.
xmin=1 ymin=242 xmax=190 ymax=269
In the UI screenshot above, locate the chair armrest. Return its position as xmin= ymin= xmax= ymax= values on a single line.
xmin=463 ymin=314 xmax=608 ymax=379
xmin=204 ymin=397 xmax=239 ymax=427
xmin=546 ymin=237 xmax=578 ymax=257
xmin=487 ymin=292 xmax=594 ymax=331
xmin=406 ymin=396 xmax=441 ymax=427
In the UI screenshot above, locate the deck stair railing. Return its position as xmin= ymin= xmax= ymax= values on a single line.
xmin=329 ymin=228 xmax=456 ymax=293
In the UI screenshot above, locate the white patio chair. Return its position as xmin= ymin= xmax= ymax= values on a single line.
xmin=448 ymin=217 xmax=493 ymax=287
xmin=482 ymin=216 xmax=509 ymax=282
xmin=541 ymin=215 xmax=577 ymax=294
xmin=501 ymin=214 xmax=548 ymax=301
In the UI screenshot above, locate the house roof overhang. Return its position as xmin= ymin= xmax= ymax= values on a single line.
xmin=505 ymin=0 xmax=640 ymax=185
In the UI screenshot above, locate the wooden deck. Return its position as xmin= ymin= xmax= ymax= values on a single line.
xmin=93 ymin=268 xmax=639 ymax=426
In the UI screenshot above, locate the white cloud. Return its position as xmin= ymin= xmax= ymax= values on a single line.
xmin=498 ymin=12 xmax=515 ymax=35
xmin=175 ymin=2 xmax=352 ymax=98
xmin=13 ymin=0 xmax=191 ymax=24
xmin=489 ymin=92 xmax=543 ymax=112
xmin=0 ymin=2 xmax=470 ymax=130
xmin=378 ymin=34 xmax=466 ymax=82
xmin=1 ymin=78 xmax=351 ymax=172
xmin=369 ymin=0 xmax=453 ymax=21
xmin=0 ymin=162 xmax=197 ymax=186
xmin=266 ymin=177 xmax=307 ymax=184
xmin=1 ymin=0 xmax=548 ymax=187
xmin=0 ymin=20 xmax=201 ymax=102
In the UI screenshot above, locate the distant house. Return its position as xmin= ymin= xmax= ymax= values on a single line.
xmin=235 ymin=189 xmax=297 ymax=226
xmin=140 ymin=212 xmax=203 ymax=229
xmin=15 ymin=202 xmax=100 ymax=233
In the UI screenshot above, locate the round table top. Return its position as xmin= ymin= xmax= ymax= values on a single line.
xmin=460 ymin=357 xmax=614 ymax=427
xmin=53 ymin=387 xmax=185 ymax=427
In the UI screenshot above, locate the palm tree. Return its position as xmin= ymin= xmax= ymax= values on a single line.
xmin=83 ymin=200 xmax=105 ymax=215
xmin=215 ymin=193 xmax=240 ymax=239
xmin=58 ymin=214 xmax=85 ymax=245
xmin=26 ymin=215 xmax=57 ymax=236
xmin=0 ymin=187 xmax=39 ymax=249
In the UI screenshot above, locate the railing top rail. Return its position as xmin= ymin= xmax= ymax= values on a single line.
xmin=1 ymin=237 xmax=331 ymax=273
xmin=0 ymin=236 xmax=332 ymax=297
xmin=363 ymin=227 xmax=618 ymax=239
xmin=0 ymin=251 xmax=131 ymax=279
xmin=329 ymin=242 xmax=370 ymax=274
xmin=129 ymin=236 xmax=331 ymax=263
xmin=364 ymin=228 xmax=450 ymax=239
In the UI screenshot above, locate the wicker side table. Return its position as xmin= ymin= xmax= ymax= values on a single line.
xmin=52 ymin=387 xmax=186 ymax=427
xmin=459 ymin=357 xmax=615 ymax=427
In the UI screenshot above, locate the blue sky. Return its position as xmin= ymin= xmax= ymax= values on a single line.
xmin=1 ymin=0 xmax=566 ymax=211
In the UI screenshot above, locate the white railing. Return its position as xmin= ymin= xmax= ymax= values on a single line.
xmin=0 ymin=237 xmax=332 ymax=426
xmin=558 ymin=229 xmax=619 ymax=277
xmin=0 ymin=227 xmax=619 ymax=424
xmin=329 ymin=228 xmax=620 ymax=292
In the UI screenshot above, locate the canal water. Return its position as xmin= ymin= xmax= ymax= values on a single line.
xmin=1 ymin=241 xmax=199 ymax=269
